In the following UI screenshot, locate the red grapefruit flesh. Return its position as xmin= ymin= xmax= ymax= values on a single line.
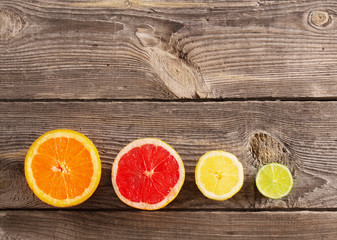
xmin=112 ymin=138 xmax=185 ymax=210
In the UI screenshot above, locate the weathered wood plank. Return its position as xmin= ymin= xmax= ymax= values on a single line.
xmin=1 ymin=1 xmax=337 ymax=99
xmin=1 ymin=101 xmax=337 ymax=209
xmin=1 ymin=210 xmax=337 ymax=239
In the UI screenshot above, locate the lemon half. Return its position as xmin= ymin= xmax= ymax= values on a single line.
xmin=195 ymin=151 xmax=244 ymax=201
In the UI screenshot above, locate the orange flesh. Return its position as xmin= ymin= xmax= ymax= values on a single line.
xmin=31 ymin=137 xmax=93 ymax=200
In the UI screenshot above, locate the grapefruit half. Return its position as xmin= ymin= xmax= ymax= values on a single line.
xmin=112 ymin=138 xmax=185 ymax=210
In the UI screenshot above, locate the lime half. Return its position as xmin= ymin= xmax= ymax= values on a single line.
xmin=255 ymin=163 xmax=293 ymax=199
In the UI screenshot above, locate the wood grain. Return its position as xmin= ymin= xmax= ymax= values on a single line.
xmin=1 ymin=0 xmax=337 ymax=99
xmin=1 ymin=210 xmax=337 ymax=239
xmin=1 ymin=101 xmax=337 ymax=209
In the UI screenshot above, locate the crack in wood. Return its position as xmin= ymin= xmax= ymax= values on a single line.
xmin=68 ymin=0 xmax=258 ymax=9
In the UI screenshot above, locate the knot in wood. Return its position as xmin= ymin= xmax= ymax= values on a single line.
xmin=249 ymin=132 xmax=290 ymax=165
xmin=0 ymin=9 xmax=25 ymax=42
xmin=124 ymin=0 xmax=131 ymax=7
xmin=150 ymin=49 xmax=198 ymax=98
xmin=309 ymin=10 xmax=331 ymax=27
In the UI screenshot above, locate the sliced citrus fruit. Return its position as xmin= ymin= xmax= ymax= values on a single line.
xmin=255 ymin=163 xmax=293 ymax=199
xmin=25 ymin=129 xmax=101 ymax=207
xmin=111 ymin=138 xmax=185 ymax=210
xmin=195 ymin=151 xmax=244 ymax=201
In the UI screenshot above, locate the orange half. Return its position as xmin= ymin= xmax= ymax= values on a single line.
xmin=25 ymin=129 xmax=101 ymax=207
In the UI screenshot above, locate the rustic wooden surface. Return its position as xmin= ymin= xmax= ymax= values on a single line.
xmin=1 ymin=101 xmax=337 ymax=211
xmin=1 ymin=0 xmax=337 ymax=239
xmin=1 ymin=211 xmax=337 ymax=239
xmin=1 ymin=0 xmax=337 ymax=99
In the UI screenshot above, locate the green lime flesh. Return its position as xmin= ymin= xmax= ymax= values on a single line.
xmin=256 ymin=163 xmax=293 ymax=199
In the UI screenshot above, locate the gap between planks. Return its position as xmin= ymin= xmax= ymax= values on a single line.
xmin=2 ymin=208 xmax=337 ymax=212
xmin=2 ymin=97 xmax=337 ymax=103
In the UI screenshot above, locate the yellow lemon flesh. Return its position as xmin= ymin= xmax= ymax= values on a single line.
xmin=195 ymin=151 xmax=244 ymax=201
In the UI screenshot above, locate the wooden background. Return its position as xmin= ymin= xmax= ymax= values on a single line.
xmin=1 ymin=0 xmax=337 ymax=239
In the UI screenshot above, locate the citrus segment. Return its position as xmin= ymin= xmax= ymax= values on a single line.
xmin=112 ymin=138 xmax=185 ymax=210
xmin=195 ymin=151 xmax=244 ymax=201
xmin=255 ymin=163 xmax=293 ymax=199
xmin=25 ymin=129 xmax=101 ymax=207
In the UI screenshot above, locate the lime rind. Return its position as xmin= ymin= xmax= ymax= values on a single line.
xmin=256 ymin=163 xmax=293 ymax=199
